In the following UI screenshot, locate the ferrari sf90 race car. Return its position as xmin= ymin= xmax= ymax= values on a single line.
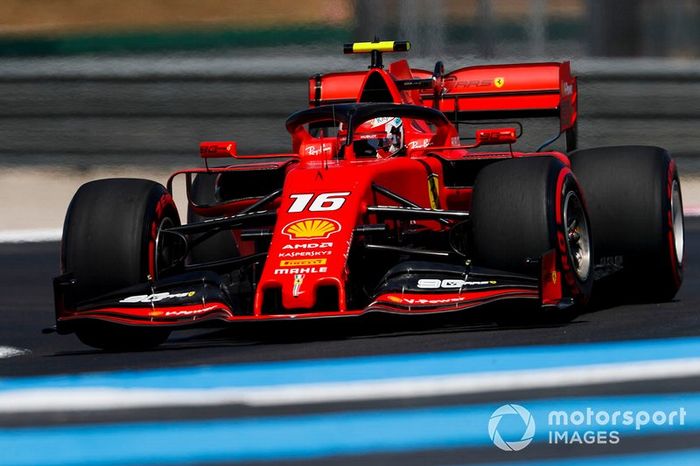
xmin=54 ymin=41 xmax=685 ymax=350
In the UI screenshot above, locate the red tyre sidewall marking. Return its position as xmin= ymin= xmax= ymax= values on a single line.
xmin=554 ymin=167 xmax=583 ymax=299
xmin=666 ymin=159 xmax=682 ymax=287
xmin=148 ymin=192 xmax=176 ymax=278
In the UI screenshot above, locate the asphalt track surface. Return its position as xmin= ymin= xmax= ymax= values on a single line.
xmin=0 ymin=218 xmax=699 ymax=465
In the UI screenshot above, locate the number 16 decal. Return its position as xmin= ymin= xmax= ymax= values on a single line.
xmin=288 ymin=192 xmax=350 ymax=213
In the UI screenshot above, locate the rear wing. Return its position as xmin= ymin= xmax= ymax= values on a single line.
xmin=308 ymin=60 xmax=578 ymax=149
xmin=416 ymin=61 xmax=577 ymax=136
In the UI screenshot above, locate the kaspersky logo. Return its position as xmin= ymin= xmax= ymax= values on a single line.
xmin=282 ymin=218 xmax=340 ymax=240
xmin=488 ymin=404 xmax=536 ymax=451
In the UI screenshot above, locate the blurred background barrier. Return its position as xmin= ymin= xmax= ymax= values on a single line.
xmin=0 ymin=55 xmax=699 ymax=169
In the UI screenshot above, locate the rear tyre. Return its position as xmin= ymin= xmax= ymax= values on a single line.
xmin=471 ymin=157 xmax=593 ymax=308
xmin=62 ymin=178 xmax=180 ymax=350
xmin=569 ymin=145 xmax=683 ymax=301
xmin=187 ymin=173 xmax=239 ymax=264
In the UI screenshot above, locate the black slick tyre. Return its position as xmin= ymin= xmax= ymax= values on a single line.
xmin=471 ymin=156 xmax=593 ymax=308
xmin=569 ymin=145 xmax=683 ymax=301
xmin=62 ymin=178 xmax=180 ymax=350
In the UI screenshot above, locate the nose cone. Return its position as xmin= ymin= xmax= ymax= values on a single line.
xmin=254 ymin=168 xmax=363 ymax=315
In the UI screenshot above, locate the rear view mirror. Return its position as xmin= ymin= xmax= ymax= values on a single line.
xmin=475 ymin=128 xmax=517 ymax=146
xmin=200 ymin=141 xmax=237 ymax=158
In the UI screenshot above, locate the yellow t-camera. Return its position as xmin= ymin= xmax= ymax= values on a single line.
xmin=343 ymin=41 xmax=411 ymax=54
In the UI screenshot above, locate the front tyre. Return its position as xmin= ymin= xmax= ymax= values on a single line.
xmin=471 ymin=157 xmax=593 ymax=308
xmin=62 ymin=178 xmax=180 ymax=350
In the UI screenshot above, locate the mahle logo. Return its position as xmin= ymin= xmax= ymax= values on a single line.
xmin=488 ymin=404 xmax=536 ymax=451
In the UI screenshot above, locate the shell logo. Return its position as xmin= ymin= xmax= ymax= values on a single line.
xmin=282 ymin=218 xmax=341 ymax=240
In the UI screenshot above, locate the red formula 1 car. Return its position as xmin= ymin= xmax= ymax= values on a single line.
xmin=54 ymin=41 xmax=685 ymax=349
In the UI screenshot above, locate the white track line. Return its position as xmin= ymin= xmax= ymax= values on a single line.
xmin=0 ymin=229 xmax=61 ymax=244
xmin=0 ymin=346 xmax=30 ymax=359
xmin=2 ymin=357 xmax=700 ymax=413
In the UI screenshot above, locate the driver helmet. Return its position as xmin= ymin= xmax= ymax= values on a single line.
xmin=353 ymin=117 xmax=404 ymax=158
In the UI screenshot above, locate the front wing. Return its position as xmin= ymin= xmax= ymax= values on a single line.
xmin=54 ymin=251 xmax=566 ymax=332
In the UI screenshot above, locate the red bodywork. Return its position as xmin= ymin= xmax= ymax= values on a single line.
xmin=55 ymin=54 xmax=577 ymax=330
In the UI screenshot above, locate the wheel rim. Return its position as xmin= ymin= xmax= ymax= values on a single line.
xmin=671 ymin=179 xmax=684 ymax=265
xmin=563 ymin=190 xmax=591 ymax=282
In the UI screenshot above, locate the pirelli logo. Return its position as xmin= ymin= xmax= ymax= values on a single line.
xmin=279 ymin=258 xmax=328 ymax=267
